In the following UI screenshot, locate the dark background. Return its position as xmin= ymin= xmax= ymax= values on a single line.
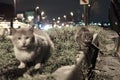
xmin=0 ymin=0 xmax=111 ymax=22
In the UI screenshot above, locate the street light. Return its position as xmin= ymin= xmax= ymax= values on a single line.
xmin=35 ymin=6 xmax=39 ymax=11
xmin=63 ymin=15 xmax=67 ymax=21
xmin=53 ymin=18 xmax=55 ymax=21
xmin=70 ymin=12 xmax=74 ymax=21
xmin=41 ymin=11 xmax=45 ymax=16
xmin=41 ymin=11 xmax=46 ymax=21
xmin=52 ymin=18 xmax=56 ymax=27
xmin=70 ymin=12 xmax=74 ymax=17
xmin=58 ymin=17 xmax=61 ymax=20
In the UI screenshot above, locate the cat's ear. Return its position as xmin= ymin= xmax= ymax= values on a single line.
xmin=9 ymin=28 xmax=17 ymax=35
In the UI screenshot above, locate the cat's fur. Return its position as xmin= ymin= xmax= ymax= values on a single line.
xmin=0 ymin=28 xmax=8 ymax=39
xmin=10 ymin=27 xmax=54 ymax=69
xmin=75 ymin=27 xmax=93 ymax=50
xmin=75 ymin=27 xmax=99 ymax=70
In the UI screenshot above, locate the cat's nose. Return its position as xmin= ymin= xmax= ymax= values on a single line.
xmin=84 ymin=40 xmax=88 ymax=42
xmin=22 ymin=41 xmax=26 ymax=46
xmin=84 ymin=40 xmax=89 ymax=43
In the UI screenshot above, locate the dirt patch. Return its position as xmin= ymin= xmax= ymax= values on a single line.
xmin=96 ymin=56 xmax=120 ymax=80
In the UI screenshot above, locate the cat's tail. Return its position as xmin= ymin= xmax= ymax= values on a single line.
xmin=34 ymin=28 xmax=55 ymax=52
xmin=34 ymin=31 xmax=54 ymax=52
xmin=41 ymin=30 xmax=55 ymax=51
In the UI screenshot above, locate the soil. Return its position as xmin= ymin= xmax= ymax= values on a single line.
xmin=95 ymin=30 xmax=120 ymax=80
xmin=96 ymin=56 xmax=120 ymax=80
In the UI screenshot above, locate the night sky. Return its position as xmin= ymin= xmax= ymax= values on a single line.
xmin=0 ymin=0 xmax=110 ymax=22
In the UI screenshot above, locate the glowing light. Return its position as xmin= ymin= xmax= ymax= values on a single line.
xmin=70 ymin=12 xmax=74 ymax=16
xmin=41 ymin=11 xmax=45 ymax=16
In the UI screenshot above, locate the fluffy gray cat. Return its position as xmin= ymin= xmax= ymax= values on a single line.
xmin=10 ymin=27 xmax=54 ymax=69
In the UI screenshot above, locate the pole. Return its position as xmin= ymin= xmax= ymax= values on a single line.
xmin=14 ymin=0 xmax=16 ymax=17
xmin=10 ymin=19 xmax=13 ymax=28
xmin=11 ymin=0 xmax=16 ymax=28
xmin=83 ymin=5 xmax=88 ymax=26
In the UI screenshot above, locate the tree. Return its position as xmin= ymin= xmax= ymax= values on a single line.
xmin=109 ymin=0 xmax=120 ymax=54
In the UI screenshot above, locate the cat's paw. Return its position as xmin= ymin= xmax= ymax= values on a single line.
xmin=34 ymin=63 xmax=41 ymax=69
xmin=18 ymin=62 xmax=26 ymax=69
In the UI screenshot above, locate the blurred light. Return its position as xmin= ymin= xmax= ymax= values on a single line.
xmin=35 ymin=6 xmax=39 ymax=10
xmin=103 ymin=23 xmax=107 ymax=26
xmin=88 ymin=4 xmax=91 ymax=7
xmin=41 ymin=11 xmax=45 ymax=16
xmin=58 ymin=17 xmax=61 ymax=20
xmin=66 ymin=24 xmax=69 ymax=27
xmin=41 ymin=24 xmax=52 ymax=30
xmin=42 ymin=16 xmax=46 ymax=20
xmin=115 ymin=22 xmax=118 ymax=25
xmin=57 ymin=20 xmax=60 ymax=23
xmin=63 ymin=15 xmax=66 ymax=18
xmin=70 ymin=12 xmax=74 ymax=16
xmin=53 ymin=23 xmax=57 ymax=27
xmin=17 ymin=13 xmax=24 ymax=19
xmin=53 ymin=18 xmax=55 ymax=21
xmin=61 ymin=23 xmax=64 ymax=26
xmin=108 ymin=23 xmax=110 ymax=26
xmin=98 ymin=22 xmax=101 ymax=26
xmin=94 ymin=23 xmax=97 ymax=25
xmin=27 ymin=16 xmax=34 ymax=22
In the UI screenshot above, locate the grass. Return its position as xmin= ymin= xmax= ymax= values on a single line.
xmin=0 ymin=26 xmax=116 ymax=80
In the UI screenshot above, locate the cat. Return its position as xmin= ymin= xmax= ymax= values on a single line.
xmin=10 ymin=27 xmax=54 ymax=69
xmin=0 ymin=28 xmax=9 ymax=39
xmin=75 ymin=27 xmax=99 ymax=70
xmin=75 ymin=27 xmax=93 ymax=50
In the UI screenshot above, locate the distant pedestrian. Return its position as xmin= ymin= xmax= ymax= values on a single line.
xmin=34 ymin=6 xmax=42 ymax=29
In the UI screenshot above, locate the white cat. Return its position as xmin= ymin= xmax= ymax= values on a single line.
xmin=10 ymin=27 xmax=54 ymax=69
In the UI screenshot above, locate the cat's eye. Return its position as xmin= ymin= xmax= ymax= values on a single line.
xmin=26 ymin=37 xmax=29 ymax=39
xmin=18 ymin=37 xmax=21 ymax=40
